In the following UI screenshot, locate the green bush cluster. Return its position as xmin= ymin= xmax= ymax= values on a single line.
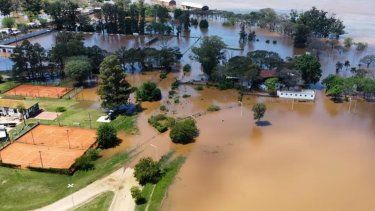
xmin=148 ymin=114 xmax=176 ymax=133
xmin=170 ymin=118 xmax=199 ymax=144
xmin=134 ymin=157 xmax=162 ymax=185
xmin=136 ymin=82 xmax=162 ymax=102
xmin=97 ymin=123 xmax=119 ymax=149
xmin=183 ymin=64 xmax=191 ymax=72
xmin=207 ymin=104 xmax=220 ymax=112
xmin=55 ymin=106 xmax=66 ymax=112
xmin=130 ymin=186 xmax=146 ymax=205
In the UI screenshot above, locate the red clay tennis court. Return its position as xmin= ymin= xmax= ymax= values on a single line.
xmin=5 ymin=84 xmax=72 ymax=98
xmin=0 ymin=125 xmax=97 ymax=170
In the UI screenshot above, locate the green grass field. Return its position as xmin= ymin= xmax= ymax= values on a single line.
xmin=0 ymin=81 xmax=20 ymax=93
xmin=75 ymin=191 xmax=115 ymax=211
xmin=135 ymin=155 xmax=186 ymax=211
xmin=0 ymin=149 xmax=132 ymax=211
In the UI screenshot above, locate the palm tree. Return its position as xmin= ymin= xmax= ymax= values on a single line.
xmin=344 ymin=60 xmax=350 ymax=71
xmin=336 ymin=61 xmax=343 ymax=74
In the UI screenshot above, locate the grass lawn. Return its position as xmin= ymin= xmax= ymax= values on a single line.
xmin=0 ymin=81 xmax=20 ymax=93
xmin=135 ymin=155 xmax=186 ymax=211
xmin=75 ymin=191 xmax=115 ymax=211
xmin=0 ymin=149 xmax=132 ymax=211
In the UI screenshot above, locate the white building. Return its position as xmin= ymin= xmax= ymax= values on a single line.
xmin=277 ymin=90 xmax=316 ymax=101
xmin=181 ymin=1 xmax=203 ymax=10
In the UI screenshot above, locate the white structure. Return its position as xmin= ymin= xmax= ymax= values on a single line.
xmin=277 ymin=90 xmax=316 ymax=101
xmin=181 ymin=1 xmax=203 ymax=10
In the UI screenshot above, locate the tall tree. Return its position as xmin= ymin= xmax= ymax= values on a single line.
xmin=0 ymin=0 xmax=13 ymax=16
xmin=192 ymin=36 xmax=227 ymax=78
xmin=294 ymin=54 xmax=322 ymax=84
xmin=98 ymin=55 xmax=132 ymax=109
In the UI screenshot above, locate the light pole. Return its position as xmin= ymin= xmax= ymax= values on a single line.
xmin=31 ymin=130 xmax=35 ymax=145
xmin=66 ymin=130 xmax=71 ymax=149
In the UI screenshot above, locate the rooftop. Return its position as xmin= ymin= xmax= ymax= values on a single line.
xmin=0 ymin=99 xmax=37 ymax=109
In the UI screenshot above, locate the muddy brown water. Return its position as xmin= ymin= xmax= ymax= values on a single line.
xmin=98 ymin=72 xmax=375 ymax=210
xmin=11 ymin=17 xmax=375 ymax=210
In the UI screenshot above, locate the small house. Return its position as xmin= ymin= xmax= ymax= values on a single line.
xmin=0 ymin=99 xmax=39 ymax=119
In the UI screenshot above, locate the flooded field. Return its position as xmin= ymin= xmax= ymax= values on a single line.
xmin=90 ymin=70 xmax=375 ymax=211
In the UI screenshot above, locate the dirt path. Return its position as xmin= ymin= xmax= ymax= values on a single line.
xmin=37 ymin=168 xmax=138 ymax=211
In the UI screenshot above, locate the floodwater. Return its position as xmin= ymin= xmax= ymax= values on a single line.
xmin=97 ymin=70 xmax=375 ymax=210
xmin=161 ymin=90 xmax=375 ymax=211
xmin=189 ymin=0 xmax=375 ymax=45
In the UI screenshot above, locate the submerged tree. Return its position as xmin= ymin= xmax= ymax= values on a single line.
xmin=192 ymin=36 xmax=227 ymax=78
xmin=252 ymin=103 xmax=267 ymax=122
xmin=294 ymin=54 xmax=322 ymax=84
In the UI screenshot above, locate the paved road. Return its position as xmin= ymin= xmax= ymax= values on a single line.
xmin=37 ymin=168 xmax=138 ymax=211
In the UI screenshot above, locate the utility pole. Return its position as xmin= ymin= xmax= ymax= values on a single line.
xmin=39 ymin=151 xmax=44 ymax=168
xmin=66 ymin=130 xmax=71 ymax=149
xmin=31 ymin=130 xmax=35 ymax=145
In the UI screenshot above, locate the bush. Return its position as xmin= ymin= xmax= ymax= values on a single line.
xmin=74 ymin=152 xmax=95 ymax=171
xmin=170 ymin=118 xmax=199 ymax=144
xmin=97 ymin=123 xmax=118 ymax=149
xmin=199 ymin=19 xmax=209 ymax=29
xmin=136 ymin=82 xmax=162 ymax=102
xmin=207 ymin=104 xmax=220 ymax=112
xmin=160 ymin=71 xmax=167 ymax=80
xmin=148 ymin=114 xmax=175 ymax=133
xmin=134 ymin=157 xmax=162 ymax=185
xmin=195 ymin=85 xmax=204 ymax=91
xmin=171 ymin=79 xmax=179 ymax=90
xmin=2 ymin=17 xmax=15 ymax=28
xmin=174 ymin=97 xmax=180 ymax=104
xmin=131 ymin=186 xmax=146 ymax=205
xmin=183 ymin=64 xmax=191 ymax=72
xmin=182 ymin=94 xmax=191 ymax=98
xmin=160 ymin=105 xmax=167 ymax=111
xmin=55 ymin=106 xmax=66 ymax=112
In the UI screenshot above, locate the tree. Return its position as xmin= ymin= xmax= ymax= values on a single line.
xmin=294 ymin=54 xmax=322 ymax=84
xmin=97 ymin=123 xmax=118 ymax=149
xmin=0 ymin=0 xmax=13 ymax=16
xmin=335 ymin=61 xmax=343 ymax=74
xmin=360 ymin=55 xmax=375 ymax=68
xmin=134 ymin=157 xmax=161 ymax=185
xmin=16 ymin=104 xmax=26 ymax=126
xmin=264 ymin=77 xmax=278 ymax=96
xmin=344 ymin=37 xmax=353 ymax=48
xmin=2 ymin=17 xmax=15 ymax=28
xmin=192 ymin=36 xmax=227 ymax=78
xmin=252 ymin=103 xmax=266 ymax=122
xmin=224 ymin=56 xmax=259 ymax=82
xmin=130 ymin=186 xmax=146 ymax=205
xmin=64 ymin=57 xmax=92 ymax=85
xmin=322 ymin=74 xmax=345 ymax=100
xmin=199 ymin=19 xmax=209 ymax=29
xmin=98 ymin=55 xmax=132 ymax=109
xmin=247 ymin=50 xmax=283 ymax=69
xmin=169 ymin=118 xmax=199 ymax=144
xmin=21 ymin=0 xmax=43 ymax=20
xmin=136 ymin=82 xmax=162 ymax=102
xmin=277 ymin=68 xmax=302 ymax=89
xmin=293 ymin=24 xmax=310 ymax=48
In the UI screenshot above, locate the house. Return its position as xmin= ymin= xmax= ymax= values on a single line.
xmin=277 ymin=90 xmax=316 ymax=101
xmin=0 ymin=99 xmax=39 ymax=119
xmin=260 ymin=68 xmax=277 ymax=79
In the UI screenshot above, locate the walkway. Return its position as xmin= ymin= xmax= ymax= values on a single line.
xmin=37 ymin=168 xmax=138 ymax=211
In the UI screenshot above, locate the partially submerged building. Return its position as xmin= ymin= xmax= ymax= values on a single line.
xmin=277 ymin=90 xmax=316 ymax=101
